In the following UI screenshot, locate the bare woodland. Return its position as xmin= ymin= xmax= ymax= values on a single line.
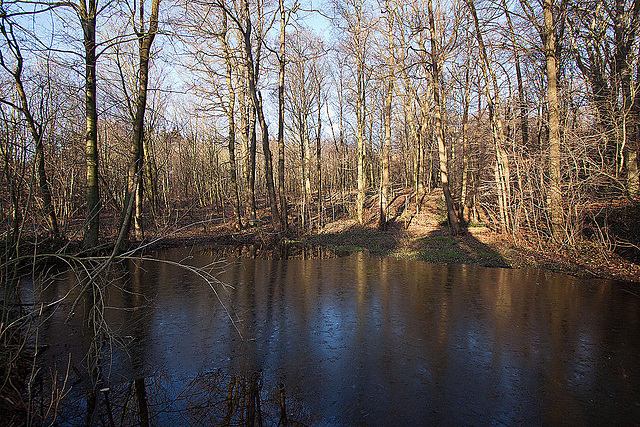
xmin=1 ymin=0 xmax=639 ymax=255
xmin=2 ymin=0 xmax=640 ymax=423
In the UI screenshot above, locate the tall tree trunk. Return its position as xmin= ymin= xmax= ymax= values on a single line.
xmin=238 ymin=48 xmax=254 ymax=220
xmin=219 ymin=13 xmax=243 ymax=230
xmin=356 ymin=44 xmax=366 ymax=224
xmin=257 ymin=92 xmax=281 ymax=227
xmin=227 ymin=101 xmax=243 ymax=230
xmin=298 ymin=116 xmax=308 ymax=229
xmin=121 ymin=0 xmax=160 ymax=244
xmin=80 ymin=1 xmax=100 ymax=249
xmin=380 ymin=82 xmax=391 ymax=229
xmin=460 ymin=63 xmax=472 ymax=223
xmin=143 ymin=133 xmax=158 ymax=214
xmin=467 ymin=0 xmax=512 ymax=233
xmin=240 ymin=0 xmax=280 ymax=227
xmin=544 ymin=0 xmax=564 ymax=239
xmin=248 ymin=104 xmax=257 ymax=222
xmin=277 ymin=0 xmax=288 ymax=230
xmin=616 ymin=0 xmax=640 ymax=197
xmin=316 ymin=85 xmax=323 ymax=230
xmin=303 ymin=115 xmax=312 ymax=224
xmin=631 ymin=44 xmax=640 ymax=197
xmin=409 ymin=102 xmax=421 ymax=197
xmin=427 ymin=0 xmax=459 ymax=235
xmin=379 ymin=1 xmax=394 ymax=230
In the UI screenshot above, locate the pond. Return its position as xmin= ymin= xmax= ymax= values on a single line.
xmin=27 ymin=247 xmax=640 ymax=425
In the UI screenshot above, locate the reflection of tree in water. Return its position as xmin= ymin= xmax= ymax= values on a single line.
xmin=27 ymin=255 xmax=314 ymax=426
xmin=49 ymin=369 xmax=314 ymax=426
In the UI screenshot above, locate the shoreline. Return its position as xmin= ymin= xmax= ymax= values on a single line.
xmin=7 ymin=194 xmax=638 ymax=284
xmin=134 ymin=219 xmax=639 ymax=284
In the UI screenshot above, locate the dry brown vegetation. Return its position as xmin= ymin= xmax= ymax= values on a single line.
xmin=93 ymin=187 xmax=638 ymax=283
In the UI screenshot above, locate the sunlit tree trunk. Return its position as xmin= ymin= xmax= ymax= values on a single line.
xmin=316 ymin=86 xmax=323 ymax=229
xmin=237 ymin=47 xmax=255 ymax=221
xmin=218 ymin=13 xmax=243 ymax=230
xmin=337 ymin=0 xmax=368 ymax=224
xmin=356 ymin=45 xmax=366 ymax=224
xmin=120 ymin=0 xmax=160 ymax=244
xmin=247 ymin=95 xmax=257 ymax=222
xmin=427 ymin=0 xmax=459 ymax=235
xmin=467 ymin=0 xmax=512 ymax=233
xmin=460 ymin=63 xmax=472 ymax=223
xmin=301 ymin=113 xmax=312 ymax=228
xmin=241 ymin=0 xmax=280 ymax=227
xmin=277 ymin=0 xmax=288 ymax=230
xmin=226 ymin=80 xmax=243 ymax=230
xmin=143 ymin=134 xmax=158 ymax=214
xmin=401 ymin=69 xmax=423 ymax=198
xmin=79 ymin=0 xmax=100 ymax=249
xmin=379 ymin=0 xmax=394 ymax=230
xmin=543 ymin=0 xmax=564 ymax=239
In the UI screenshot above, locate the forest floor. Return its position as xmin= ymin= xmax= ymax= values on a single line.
xmin=129 ymin=187 xmax=640 ymax=284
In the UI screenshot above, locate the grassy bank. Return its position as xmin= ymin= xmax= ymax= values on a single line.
xmin=296 ymin=219 xmax=639 ymax=283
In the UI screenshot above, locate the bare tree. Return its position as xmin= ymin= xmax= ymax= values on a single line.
xmin=229 ymin=0 xmax=281 ymax=227
xmin=334 ymin=0 xmax=372 ymax=224
xmin=426 ymin=0 xmax=459 ymax=235
xmin=0 ymin=17 xmax=60 ymax=238
xmin=502 ymin=0 xmax=529 ymax=148
xmin=466 ymin=0 xmax=512 ymax=233
xmin=378 ymin=0 xmax=394 ymax=229
xmin=276 ymin=0 xmax=298 ymax=230
xmin=518 ymin=0 xmax=566 ymax=238
xmin=542 ymin=0 xmax=564 ymax=238
xmin=285 ymin=28 xmax=320 ymax=229
xmin=118 ymin=0 xmax=161 ymax=245
xmin=77 ymin=0 xmax=100 ymax=249
xmin=568 ymin=0 xmax=640 ymax=197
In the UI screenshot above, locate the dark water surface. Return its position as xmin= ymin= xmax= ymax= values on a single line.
xmin=31 ymin=247 xmax=640 ymax=425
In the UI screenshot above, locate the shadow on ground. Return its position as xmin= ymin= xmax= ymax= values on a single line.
xmin=413 ymin=224 xmax=510 ymax=267
xmin=303 ymin=218 xmax=510 ymax=269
